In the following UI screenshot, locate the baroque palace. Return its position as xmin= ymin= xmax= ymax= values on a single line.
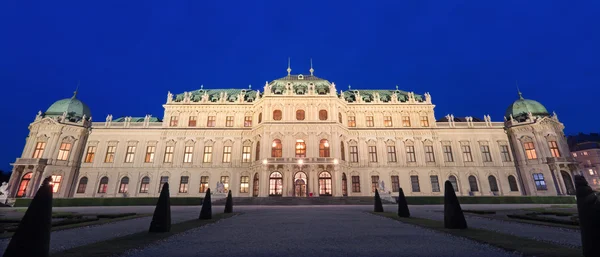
xmin=7 ymin=66 xmax=581 ymax=199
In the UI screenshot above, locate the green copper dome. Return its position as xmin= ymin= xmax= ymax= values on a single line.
xmin=44 ymin=91 xmax=91 ymax=120
xmin=505 ymin=92 xmax=549 ymax=120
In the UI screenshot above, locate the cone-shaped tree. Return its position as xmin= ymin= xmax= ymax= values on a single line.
xmin=444 ymin=180 xmax=467 ymax=229
xmin=574 ymin=175 xmax=600 ymax=257
xmin=224 ymin=190 xmax=233 ymax=213
xmin=374 ymin=189 xmax=384 ymax=212
xmin=397 ymin=188 xmax=410 ymax=218
xmin=149 ymin=182 xmax=171 ymax=233
xmin=199 ymin=188 xmax=212 ymax=219
xmin=4 ymin=177 xmax=53 ymax=257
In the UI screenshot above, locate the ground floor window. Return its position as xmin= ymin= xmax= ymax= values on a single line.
xmin=118 ymin=177 xmax=129 ymax=193
xmin=159 ymin=176 xmax=169 ymax=193
xmin=220 ymin=176 xmax=230 ymax=193
xmin=240 ymin=176 xmax=249 ymax=193
xmin=410 ymin=175 xmax=420 ymax=192
xmin=269 ymin=172 xmax=283 ymax=196
xmin=533 ymin=173 xmax=547 ymax=190
xmin=199 ymin=176 xmax=209 ymax=193
xmin=179 ymin=176 xmax=189 ymax=193
xmin=352 ymin=176 xmax=360 ymax=192
xmin=140 ymin=177 xmax=150 ymax=193
xmin=371 ymin=176 xmax=379 ymax=193
xmin=77 ymin=177 xmax=88 ymax=194
xmin=430 ymin=175 xmax=440 ymax=192
xmin=17 ymin=173 xmax=32 ymax=197
xmin=391 ymin=176 xmax=400 ymax=192
xmin=50 ymin=175 xmax=62 ymax=193
xmin=318 ymin=172 xmax=332 ymax=196
xmin=253 ymin=173 xmax=259 ymax=197
xmin=449 ymin=176 xmax=458 ymax=192
xmin=98 ymin=177 xmax=109 ymax=193
xmin=508 ymin=175 xmax=519 ymax=192
xmin=342 ymin=173 xmax=348 ymax=196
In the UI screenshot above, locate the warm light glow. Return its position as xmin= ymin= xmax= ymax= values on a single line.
xmin=272 ymin=142 xmax=277 ymax=147
xmin=262 ymin=159 xmax=268 ymax=165
xmin=324 ymin=141 xmax=329 ymax=147
xmin=298 ymin=159 xmax=304 ymax=165
xmin=333 ymin=159 xmax=339 ymax=165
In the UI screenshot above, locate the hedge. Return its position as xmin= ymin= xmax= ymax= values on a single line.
xmin=399 ymin=196 xmax=576 ymax=205
xmin=14 ymin=197 xmax=203 ymax=207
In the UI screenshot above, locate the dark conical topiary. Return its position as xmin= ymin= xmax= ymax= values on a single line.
xmin=444 ymin=180 xmax=467 ymax=229
xmin=199 ymin=188 xmax=212 ymax=219
xmin=4 ymin=177 xmax=53 ymax=257
xmin=374 ymin=189 xmax=384 ymax=212
xmin=224 ymin=190 xmax=233 ymax=213
xmin=149 ymin=182 xmax=171 ymax=233
xmin=397 ymin=188 xmax=410 ymax=217
xmin=574 ymin=175 xmax=600 ymax=257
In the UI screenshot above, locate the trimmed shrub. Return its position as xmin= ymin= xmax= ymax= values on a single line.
xmin=397 ymin=188 xmax=410 ymax=217
xmin=374 ymin=189 xmax=384 ymax=212
xmin=14 ymin=197 xmax=204 ymax=207
xmin=199 ymin=188 xmax=212 ymax=220
xmin=444 ymin=180 xmax=467 ymax=229
xmin=575 ymin=175 xmax=600 ymax=257
xmin=224 ymin=190 xmax=233 ymax=213
xmin=148 ymin=183 xmax=171 ymax=233
xmin=4 ymin=178 xmax=53 ymax=257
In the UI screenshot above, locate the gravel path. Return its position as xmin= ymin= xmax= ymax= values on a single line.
xmin=121 ymin=207 xmax=519 ymax=257
xmin=410 ymin=209 xmax=581 ymax=248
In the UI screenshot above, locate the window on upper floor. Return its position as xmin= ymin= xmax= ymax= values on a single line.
xmin=366 ymin=116 xmax=374 ymax=127
xmin=295 ymin=139 xmax=306 ymax=158
xmin=124 ymin=146 xmax=136 ymax=163
xmin=183 ymin=146 xmax=194 ymax=163
xmin=84 ymin=146 xmax=96 ymax=163
xmin=32 ymin=142 xmax=46 ymax=158
xmin=348 ymin=116 xmax=356 ymax=127
xmin=500 ymin=145 xmax=511 ymax=162
xmin=424 ymin=145 xmax=435 ymax=162
xmin=244 ymin=116 xmax=252 ymax=127
xmin=242 ymin=146 xmax=252 ymax=163
xmin=188 ymin=116 xmax=197 ymax=127
xmin=340 ymin=141 xmax=346 ymax=161
xmin=461 ymin=145 xmax=473 ymax=162
xmin=523 ymin=142 xmax=537 ymax=160
xmin=105 ymin=146 xmax=116 ymax=163
xmin=384 ymin=116 xmax=393 ymax=127
xmin=57 ymin=143 xmax=71 ymax=161
xmin=349 ymin=146 xmax=359 ymax=163
xmin=145 ymin=146 xmax=155 ymax=163
xmin=443 ymin=145 xmax=453 ymax=162
xmin=406 ymin=146 xmax=416 ymax=162
xmin=319 ymin=110 xmax=328 ymax=120
xmin=420 ymin=116 xmax=429 ymax=127
xmin=548 ymin=141 xmax=561 ymax=158
xmin=319 ymin=139 xmax=330 ymax=157
xmin=402 ymin=116 xmax=411 ymax=127
xmin=255 ymin=142 xmax=261 ymax=161
xmin=163 ymin=146 xmax=174 ymax=163
xmin=169 ymin=116 xmax=178 ymax=127
xmin=480 ymin=145 xmax=492 ymax=162
xmin=226 ymin=116 xmax=234 ymax=127
xmin=222 ymin=146 xmax=232 ymax=163
xmin=273 ymin=110 xmax=282 ymax=121
xmin=368 ymin=146 xmax=377 ymax=162
xmin=387 ymin=146 xmax=397 ymax=162
xmin=207 ymin=116 xmax=216 ymax=127
xmin=296 ymin=110 xmax=305 ymax=120
xmin=271 ymin=139 xmax=282 ymax=158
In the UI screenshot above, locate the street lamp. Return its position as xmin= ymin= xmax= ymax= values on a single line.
xmin=333 ymin=158 xmax=339 ymax=165
xmin=262 ymin=159 xmax=268 ymax=165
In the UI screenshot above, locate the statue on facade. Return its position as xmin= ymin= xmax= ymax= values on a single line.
xmin=35 ymin=110 xmax=42 ymax=120
xmin=379 ymin=180 xmax=385 ymax=192
xmin=216 ymin=181 xmax=225 ymax=193
xmin=527 ymin=112 xmax=533 ymax=121
xmin=106 ymin=114 xmax=113 ymax=122
xmin=0 ymin=182 xmax=9 ymax=204
xmin=167 ymin=91 xmax=173 ymax=103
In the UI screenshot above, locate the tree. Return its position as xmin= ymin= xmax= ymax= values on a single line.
xmin=199 ymin=188 xmax=212 ymax=219
xmin=224 ymin=190 xmax=233 ymax=213
xmin=444 ymin=180 xmax=467 ymax=229
xmin=374 ymin=189 xmax=384 ymax=212
xmin=397 ymin=188 xmax=410 ymax=217
xmin=149 ymin=182 xmax=171 ymax=233
xmin=4 ymin=177 xmax=53 ymax=257
xmin=574 ymin=175 xmax=600 ymax=257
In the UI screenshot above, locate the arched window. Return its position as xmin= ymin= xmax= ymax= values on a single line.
xmin=318 ymin=172 xmax=332 ymax=196
xmin=273 ymin=110 xmax=282 ymax=121
xmin=294 ymin=172 xmax=308 ymax=197
xmin=340 ymin=142 xmax=346 ymax=161
xmin=448 ymin=175 xmax=458 ymax=192
xmin=140 ymin=176 xmax=150 ymax=193
xmin=488 ymin=175 xmax=499 ymax=192
xmin=17 ymin=173 xmax=32 ymax=197
xmin=271 ymin=139 xmax=282 ymax=157
xmin=338 ymin=113 xmax=343 ymax=123
xmin=255 ymin=141 xmax=261 ymax=161
xmin=319 ymin=139 xmax=330 ymax=157
xmin=269 ymin=172 xmax=283 ymax=196
xmin=296 ymin=110 xmax=305 ymax=120
xmin=119 ymin=177 xmax=129 ymax=193
xmin=342 ymin=173 xmax=348 ymax=196
xmin=252 ymin=173 xmax=259 ymax=197
xmin=98 ymin=176 xmax=109 ymax=193
xmin=468 ymin=175 xmax=479 ymax=192
xmin=77 ymin=177 xmax=88 ymax=194
xmin=295 ymin=139 xmax=306 ymax=158
xmin=258 ymin=113 xmax=262 ymax=124
xmin=508 ymin=175 xmax=519 ymax=192
xmin=319 ymin=110 xmax=328 ymax=120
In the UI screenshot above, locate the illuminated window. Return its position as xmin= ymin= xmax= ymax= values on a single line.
xmin=203 ymin=146 xmax=213 ymax=163
xmin=97 ymin=177 xmax=108 ymax=193
xmin=220 ymin=176 xmax=230 ymax=192
xmin=589 ymin=169 xmax=595 ymax=176
xmin=222 ymin=146 xmax=232 ymax=163
xmin=318 ymin=172 xmax=332 ymax=195
xmin=188 ymin=116 xmax=197 ymax=127
xmin=207 ymin=116 xmax=216 ymax=127
xmin=296 ymin=110 xmax=305 ymax=120
xmin=124 ymin=146 xmax=136 ymax=163
xmin=169 ymin=116 xmax=178 ymax=127
xmin=50 ymin=175 xmax=62 ymax=193
xmin=406 ymin=146 xmax=416 ymax=162
xmin=76 ymin=177 xmax=88 ymax=193
xmin=384 ymin=116 xmax=392 ymax=127
xmin=32 ymin=142 xmax=46 ymax=158
xmin=163 ymin=146 xmax=174 ymax=163
xmin=199 ymin=176 xmax=209 ymax=193
xmin=368 ymin=146 xmax=377 ymax=162
xmin=366 ymin=116 xmax=374 ymax=127
xmin=402 ymin=116 xmax=411 ymax=127
xmin=244 ymin=116 xmax=252 ymax=127
xmin=584 ymin=151 xmax=589 ymax=156
xmin=420 ymin=116 xmax=429 ymax=127
xmin=84 ymin=146 xmax=96 ymax=163
xmin=57 ymin=143 xmax=71 ymax=161
xmin=104 ymin=146 xmax=116 ymax=163
xmin=295 ymin=139 xmax=306 ymax=158
xmin=269 ymin=172 xmax=283 ymax=196
xmin=480 ymin=145 xmax=492 ymax=162
xmin=242 ymin=146 xmax=252 ymax=163
xmin=349 ymin=146 xmax=358 ymax=163
xmin=240 ymin=176 xmax=249 ymax=193
xmin=319 ymin=110 xmax=328 ymax=120
xmin=145 ymin=146 xmax=155 ymax=163
xmin=548 ymin=141 xmax=561 ymax=158
xmin=319 ymin=139 xmax=330 ymax=157
xmin=387 ymin=146 xmax=397 ymax=162
xmin=183 ymin=146 xmax=194 ymax=163
xmin=118 ymin=177 xmax=129 ymax=193
xmin=273 ymin=110 xmax=282 ymax=120
xmin=226 ymin=116 xmax=234 ymax=127
xmin=533 ymin=173 xmax=547 ymax=190
xmin=16 ymin=173 xmax=32 ymax=197
xmin=139 ymin=177 xmax=150 ymax=193
xmin=179 ymin=176 xmax=189 ymax=193
xmin=524 ymin=142 xmax=537 ymax=160
xmin=271 ymin=139 xmax=282 ymax=157
xmin=348 ymin=116 xmax=356 ymax=127
xmin=462 ymin=145 xmax=473 ymax=162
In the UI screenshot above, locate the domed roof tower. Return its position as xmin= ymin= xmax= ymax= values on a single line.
xmin=44 ymin=90 xmax=91 ymax=121
xmin=504 ymin=91 xmax=549 ymax=121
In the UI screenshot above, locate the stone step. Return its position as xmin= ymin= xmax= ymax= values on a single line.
xmin=212 ymin=196 xmax=395 ymax=205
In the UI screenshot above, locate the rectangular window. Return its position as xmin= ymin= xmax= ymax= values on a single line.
xmin=387 ymin=146 xmax=397 ymax=162
xmin=424 ymin=145 xmax=435 ymax=162
xmin=242 ymin=146 xmax=252 ymax=163
xmin=183 ymin=146 xmax=194 ymax=163
xmin=145 ymin=146 xmax=156 ymax=163
xmin=406 ymin=146 xmax=416 ymax=162
xmin=462 ymin=145 xmax=473 ymax=162
xmin=84 ymin=146 xmax=96 ymax=163
xmin=104 ymin=146 xmax=116 ymax=163
xmin=349 ymin=146 xmax=359 ymax=163
xmin=371 ymin=176 xmax=379 ymax=193
xmin=226 ymin=116 xmax=234 ymax=127
xmin=220 ymin=176 xmax=230 ymax=192
xmin=244 ymin=116 xmax=252 ymax=127
xmin=50 ymin=175 xmax=62 ymax=193
xmin=500 ymin=145 xmax=511 ymax=162
xmin=366 ymin=116 xmax=374 ymax=127
xmin=348 ymin=116 xmax=356 ymax=127
xmin=124 ymin=146 xmax=136 ymax=163
xmin=199 ymin=176 xmax=209 ymax=193
xmin=207 ymin=116 xmax=216 ymax=127
xmin=203 ymin=146 xmax=213 ymax=163
xmin=391 ymin=176 xmax=400 ymax=192
xmin=533 ymin=173 xmax=547 ymax=190
xmin=179 ymin=176 xmax=189 ymax=193
xmin=384 ymin=116 xmax=393 ymax=127
xmin=548 ymin=141 xmax=561 ymax=158
xmin=402 ymin=116 xmax=411 ymax=127
xmin=480 ymin=145 xmax=492 ymax=162
xmin=240 ymin=176 xmax=249 ymax=193
xmin=163 ymin=146 xmax=174 ymax=163
xmin=159 ymin=176 xmax=168 ymax=193
xmin=140 ymin=178 xmax=149 ymax=193
xmin=410 ymin=175 xmax=420 ymax=192
xmin=368 ymin=146 xmax=377 ymax=162
xmin=32 ymin=142 xmax=46 ymax=158
xmin=443 ymin=145 xmax=453 ymax=162
xmin=524 ymin=142 xmax=537 ymax=160
xmin=57 ymin=143 xmax=72 ymax=161
xmin=352 ymin=176 xmax=361 ymax=192
xmin=430 ymin=175 xmax=440 ymax=192
xmin=222 ymin=146 xmax=232 ymax=163
xmin=188 ymin=116 xmax=197 ymax=127
xmin=76 ymin=178 xmax=87 ymax=193
xmin=169 ymin=116 xmax=178 ymax=127
xmin=420 ymin=116 xmax=429 ymax=127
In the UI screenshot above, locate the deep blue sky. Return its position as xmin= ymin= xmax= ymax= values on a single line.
xmin=1 ymin=1 xmax=599 ymax=172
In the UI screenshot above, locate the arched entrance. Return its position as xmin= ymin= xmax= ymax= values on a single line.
xmin=269 ymin=172 xmax=283 ymax=196
xmin=252 ymin=173 xmax=259 ymax=197
xmin=17 ymin=173 xmax=32 ymax=197
xmin=318 ymin=171 xmax=332 ymax=196
xmin=560 ymin=171 xmax=575 ymax=195
xmin=294 ymin=172 xmax=307 ymax=197
xmin=342 ymin=173 xmax=348 ymax=196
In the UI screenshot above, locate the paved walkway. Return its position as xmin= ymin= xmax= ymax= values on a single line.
xmin=122 ymin=206 xmax=518 ymax=257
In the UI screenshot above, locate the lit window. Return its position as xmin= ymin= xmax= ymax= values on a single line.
xmin=163 ymin=146 xmax=174 ymax=163
xmin=226 ymin=116 xmax=234 ymax=127
xmin=207 ymin=116 xmax=216 ymax=127
xmin=199 ymin=176 xmax=209 ymax=193
xmin=296 ymin=110 xmax=305 ymax=120
xmin=387 ymin=146 xmax=397 ymax=162
xmin=139 ymin=177 xmax=150 ymax=193
xmin=480 ymin=145 xmax=492 ymax=162
xmin=406 ymin=146 xmax=416 ymax=162
xmin=349 ymin=146 xmax=359 ymax=163
xmin=584 ymin=151 xmax=589 ymax=156
xmin=366 ymin=116 xmax=374 ymax=127
xmin=76 ymin=177 xmax=88 ymax=193
xmin=242 ymin=146 xmax=252 ymax=163
xmin=368 ymin=146 xmax=377 ymax=162
xmin=84 ymin=146 xmax=96 ymax=163
xmin=183 ymin=146 xmax=194 ymax=163
xmin=169 ymin=116 xmax=178 ymax=127
xmin=319 ymin=110 xmax=328 ymax=120
xmin=318 ymin=172 xmax=332 ymax=195
xmin=179 ymin=176 xmax=189 ymax=193
xmin=104 ymin=146 xmax=116 ymax=163
xmin=402 ymin=116 xmax=411 ymax=127
xmin=548 ymin=141 xmax=561 ymax=158
xmin=145 ymin=146 xmax=155 ymax=163
xmin=271 ymin=140 xmax=282 ymax=158
xmin=240 ymin=176 xmax=249 ymax=193
xmin=384 ymin=116 xmax=393 ymax=127
xmin=273 ymin=110 xmax=282 ymax=121
xmin=573 ymin=153 xmax=577 ymax=157
xmin=443 ymin=145 xmax=453 ymax=162
xmin=97 ymin=177 xmax=109 ymax=193
xmin=57 ymin=143 xmax=72 ymax=161
xmin=244 ymin=116 xmax=252 ymax=127
xmin=533 ymin=173 xmax=547 ymax=190
xmin=221 ymin=176 xmax=230 ymax=192
xmin=589 ymin=169 xmax=595 ymax=176
xmin=222 ymin=146 xmax=232 ymax=163
xmin=32 ymin=142 xmax=46 ymax=158
xmin=118 ymin=177 xmax=129 ymax=193
xmin=524 ymin=142 xmax=537 ymax=160
xmin=462 ymin=145 xmax=473 ymax=162
xmin=319 ymin=139 xmax=330 ymax=157
xmin=188 ymin=116 xmax=197 ymax=127
xmin=124 ymin=146 xmax=136 ymax=163
xmin=269 ymin=172 xmax=283 ymax=196
xmin=348 ymin=116 xmax=356 ymax=127
xmin=295 ymin=139 xmax=306 ymax=158
xmin=203 ymin=146 xmax=213 ymax=163
xmin=159 ymin=176 xmax=168 ymax=192
xmin=50 ymin=175 xmax=62 ymax=193
xmin=420 ymin=116 xmax=429 ymax=127
xmin=425 ymin=145 xmax=435 ymax=162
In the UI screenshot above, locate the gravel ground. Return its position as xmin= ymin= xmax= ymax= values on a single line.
xmin=121 ymin=207 xmax=520 ymax=257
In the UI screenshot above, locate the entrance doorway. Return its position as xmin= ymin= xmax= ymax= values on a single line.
xmin=17 ymin=173 xmax=32 ymax=197
xmin=560 ymin=171 xmax=575 ymax=195
xmin=294 ymin=172 xmax=307 ymax=197
xmin=318 ymin=171 xmax=332 ymax=196
xmin=269 ymin=172 xmax=283 ymax=196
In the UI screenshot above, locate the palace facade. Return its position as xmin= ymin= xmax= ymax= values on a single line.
xmin=8 ymin=69 xmax=581 ymax=199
